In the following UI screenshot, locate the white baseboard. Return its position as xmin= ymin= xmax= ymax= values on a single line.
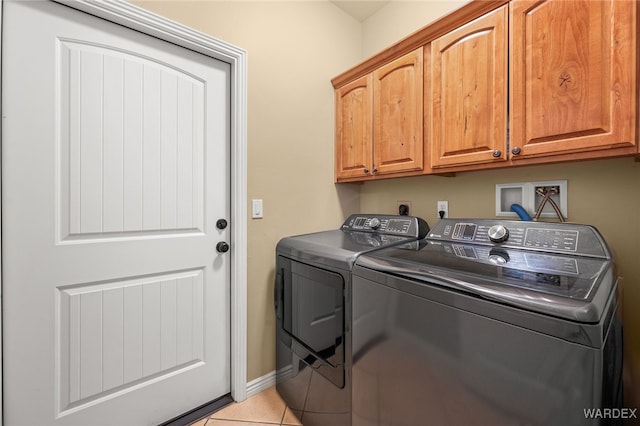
xmin=246 ymin=370 xmax=277 ymax=398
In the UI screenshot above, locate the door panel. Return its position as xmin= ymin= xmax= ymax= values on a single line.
xmin=58 ymin=39 xmax=206 ymax=239
xmin=2 ymin=1 xmax=231 ymax=424
xmin=510 ymin=0 xmax=636 ymax=158
xmin=431 ymin=6 xmax=508 ymax=168
xmin=373 ymin=48 xmax=423 ymax=175
xmin=335 ymin=75 xmax=372 ymax=180
xmin=57 ymin=269 xmax=205 ymax=410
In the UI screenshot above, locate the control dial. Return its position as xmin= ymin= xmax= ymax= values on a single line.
xmin=488 ymin=224 xmax=509 ymax=243
xmin=369 ymin=218 xmax=381 ymax=230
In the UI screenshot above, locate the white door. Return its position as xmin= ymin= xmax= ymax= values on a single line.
xmin=2 ymin=1 xmax=231 ymax=425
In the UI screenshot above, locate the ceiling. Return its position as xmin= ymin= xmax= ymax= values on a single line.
xmin=330 ymin=1 xmax=390 ymax=22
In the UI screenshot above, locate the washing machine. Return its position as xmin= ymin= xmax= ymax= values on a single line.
xmin=351 ymin=218 xmax=622 ymax=426
xmin=274 ymin=214 xmax=429 ymax=426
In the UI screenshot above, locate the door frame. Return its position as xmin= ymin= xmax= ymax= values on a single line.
xmin=0 ymin=0 xmax=248 ymax=421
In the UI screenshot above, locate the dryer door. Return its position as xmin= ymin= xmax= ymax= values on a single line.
xmin=275 ymin=256 xmax=345 ymax=387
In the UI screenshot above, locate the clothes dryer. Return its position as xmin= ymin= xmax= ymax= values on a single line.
xmin=274 ymin=214 xmax=429 ymax=426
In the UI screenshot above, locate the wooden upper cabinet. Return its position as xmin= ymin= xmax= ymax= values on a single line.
xmin=334 ymin=48 xmax=424 ymax=181
xmin=335 ymin=74 xmax=372 ymax=180
xmin=372 ymin=48 xmax=424 ymax=175
xmin=430 ymin=5 xmax=508 ymax=169
xmin=510 ymin=0 xmax=637 ymax=159
xmin=333 ymin=0 xmax=638 ymax=181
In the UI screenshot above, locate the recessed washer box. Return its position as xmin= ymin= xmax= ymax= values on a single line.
xmin=496 ymin=180 xmax=567 ymax=219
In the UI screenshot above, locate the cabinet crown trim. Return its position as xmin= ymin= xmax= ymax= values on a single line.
xmin=331 ymin=0 xmax=508 ymax=89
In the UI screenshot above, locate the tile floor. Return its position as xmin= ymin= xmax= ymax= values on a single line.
xmin=189 ymin=386 xmax=303 ymax=426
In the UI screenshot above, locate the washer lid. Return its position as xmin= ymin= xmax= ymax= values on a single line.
xmin=355 ymin=240 xmax=616 ymax=323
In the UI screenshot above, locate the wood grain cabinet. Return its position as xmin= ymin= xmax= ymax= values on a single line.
xmin=430 ymin=5 xmax=508 ymax=169
xmin=335 ymin=75 xmax=372 ymax=180
xmin=509 ymin=0 xmax=637 ymax=161
xmin=372 ymin=48 xmax=424 ymax=176
xmin=333 ymin=0 xmax=637 ymax=180
xmin=334 ymin=48 xmax=423 ymax=181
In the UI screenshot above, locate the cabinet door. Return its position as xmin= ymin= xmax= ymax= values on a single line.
xmin=373 ymin=48 xmax=423 ymax=175
xmin=510 ymin=0 xmax=637 ymax=159
xmin=431 ymin=6 xmax=508 ymax=169
xmin=335 ymin=75 xmax=373 ymax=180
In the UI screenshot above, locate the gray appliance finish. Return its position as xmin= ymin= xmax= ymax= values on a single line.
xmin=352 ymin=219 xmax=622 ymax=426
xmin=274 ymin=214 xmax=429 ymax=426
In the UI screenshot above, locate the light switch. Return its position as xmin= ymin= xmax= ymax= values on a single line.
xmin=252 ymin=199 xmax=263 ymax=219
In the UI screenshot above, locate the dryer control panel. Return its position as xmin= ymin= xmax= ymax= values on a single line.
xmin=342 ymin=214 xmax=429 ymax=239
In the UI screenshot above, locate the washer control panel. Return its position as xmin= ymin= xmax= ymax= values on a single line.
xmin=428 ymin=219 xmax=609 ymax=258
xmin=342 ymin=214 xmax=429 ymax=239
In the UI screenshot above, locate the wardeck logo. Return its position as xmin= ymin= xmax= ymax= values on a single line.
xmin=584 ymin=408 xmax=637 ymax=419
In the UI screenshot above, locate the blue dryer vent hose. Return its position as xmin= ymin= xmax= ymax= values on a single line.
xmin=510 ymin=204 xmax=532 ymax=221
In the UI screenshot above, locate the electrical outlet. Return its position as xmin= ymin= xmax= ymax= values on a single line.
xmin=397 ymin=201 xmax=411 ymax=216
xmin=437 ymin=201 xmax=448 ymax=219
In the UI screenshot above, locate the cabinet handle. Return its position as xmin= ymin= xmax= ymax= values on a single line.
xmin=372 ymin=166 xmax=378 ymax=173
xmin=512 ymin=147 xmax=521 ymax=155
xmin=492 ymin=150 xmax=502 ymax=158
xmin=364 ymin=168 xmax=370 ymax=174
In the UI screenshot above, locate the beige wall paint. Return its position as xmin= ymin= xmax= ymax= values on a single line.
xmin=361 ymin=4 xmax=640 ymax=410
xmin=130 ymin=0 xmax=361 ymax=381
